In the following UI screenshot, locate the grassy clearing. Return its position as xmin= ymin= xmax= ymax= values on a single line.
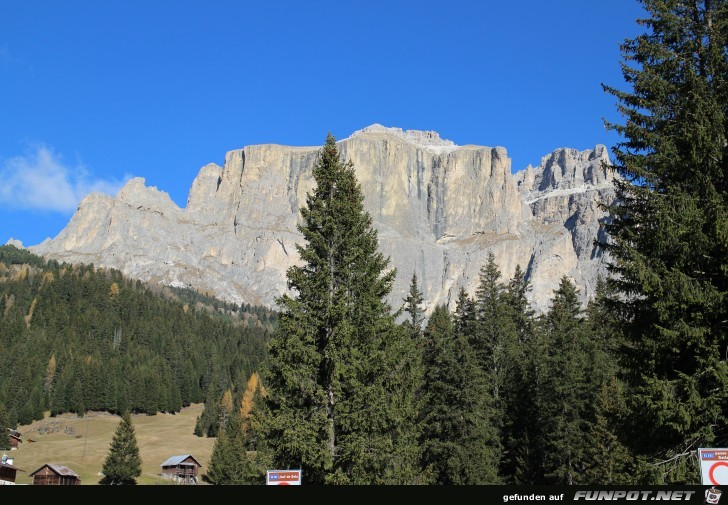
xmin=9 ymin=403 xmax=214 ymax=485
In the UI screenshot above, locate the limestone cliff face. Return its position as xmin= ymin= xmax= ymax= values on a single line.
xmin=514 ymin=145 xmax=615 ymax=303
xmin=30 ymin=124 xmax=614 ymax=313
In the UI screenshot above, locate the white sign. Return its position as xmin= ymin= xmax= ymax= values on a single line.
xmin=266 ymin=469 xmax=302 ymax=485
xmin=699 ymin=448 xmax=728 ymax=485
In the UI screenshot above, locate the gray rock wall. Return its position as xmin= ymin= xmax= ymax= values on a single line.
xmin=31 ymin=124 xmax=614 ymax=313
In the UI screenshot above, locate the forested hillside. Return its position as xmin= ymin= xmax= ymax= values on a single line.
xmin=0 ymin=245 xmax=271 ymax=428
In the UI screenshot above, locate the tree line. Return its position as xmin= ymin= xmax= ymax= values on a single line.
xmin=0 ymin=246 xmax=270 ymax=428
xmin=208 ymin=245 xmax=629 ymax=484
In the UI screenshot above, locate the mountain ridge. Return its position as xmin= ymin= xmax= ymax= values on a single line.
xmin=28 ymin=125 xmax=615 ymax=313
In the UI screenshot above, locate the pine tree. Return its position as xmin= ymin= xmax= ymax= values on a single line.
xmin=194 ymin=415 xmax=205 ymax=437
xmin=207 ymin=409 xmax=251 ymax=485
xmin=502 ymin=265 xmax=539 ymax=483
xmin=5 ymin=408 xmax=17 ymax=434
xmin=583 ymin=376 xmax=635 ymax=484
xmin=472 ymin=252 xmax=517 ymax=475
xmin=453 ymin=287 xmax=477 ymax=340
xmin=504 ymin=265 xmax=535 ymax=346
xmin=401 ymin=272 xmax=427 ymax=456
xmin=403 ymin=272 xmax=425 ymax=338
xmin=577 ymin=277 xmax=634 ymax=484
xmin=70 ymin=379 xmax=85 ymax=417
xmin=474 ymin=253 xmax=518 ymax=406
xmin=259 ymin=133 xmax=422 ymax=484
xmin=420 ymin=305 xmax=500 ymax=484
xmin=602 ymin=0 xmax=728 ymax=482
xmin=584 ymin=277 xmax=622 ymax=390
xmin=536 ymin=277 xmax=592 ymax=484
xmin=101 ymin=412 xmax=142 ymax=485
xmin=0 ymin=403 xmax=10 ymax=450
xmin=207 ymin=414 xmax=234 ymax=484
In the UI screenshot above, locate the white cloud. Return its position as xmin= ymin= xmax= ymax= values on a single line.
xmin=0 ymin=145 xmax=130 ymax=213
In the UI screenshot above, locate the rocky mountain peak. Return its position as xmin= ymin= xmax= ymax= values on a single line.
xmin=5 ymin=238 xmax=23 ymax=248
xmin=348 ymin=124 xmax=458 ymax=151
xmin=30 ymin=126 xmax=616 ymax=313
xmin=116 ymin=177 xmax=181 ymax=217
xmin=515 ymin=145 xmax=613 ymax=200
xmin=512 ymin=144 xmax=616 ymax=303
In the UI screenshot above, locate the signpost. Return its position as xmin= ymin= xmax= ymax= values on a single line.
xmin=699 ymin=448 xmax=728 ymax=485
xmin=266 ymin=469 xmax=302 ymax=486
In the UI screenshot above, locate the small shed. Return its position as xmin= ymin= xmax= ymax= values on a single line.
xmin=6 ymin=429 xmax=21 ymax=450
xmin=0 ymin=457 xmax=23 ymax=485
xmin=29 ymin=464 xmax=81 ymax=485
xmin=160 ymin=455 xmax=202 ymax=484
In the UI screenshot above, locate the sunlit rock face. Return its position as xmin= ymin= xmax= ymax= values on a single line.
xmin=32 ymin=124 xmax=615 ymax=313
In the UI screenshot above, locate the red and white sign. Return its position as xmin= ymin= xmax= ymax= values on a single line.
xmin=266 ymin=469 xmax=302 ymax=486
xmin=700 ymin=448 xmax=728 ymax=485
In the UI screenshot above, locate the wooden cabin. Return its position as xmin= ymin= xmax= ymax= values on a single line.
xmin=0 ymin=457 xmax=23 ymax=485
xmin=160 ymin=455 xmax=202 ymax=484
xmin=5 ymin=429 xmax=21 ymax=450
xmin=29 ymin=464 xmax=81 ymax=485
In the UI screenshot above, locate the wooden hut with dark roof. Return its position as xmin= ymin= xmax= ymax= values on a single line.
xmin=7 ymin=429 xmax=21 ymax=450
xmin=0 ymin=456 xmax=23 ymax=485
xmin=29 ymin=464 xmax=81 ymax=485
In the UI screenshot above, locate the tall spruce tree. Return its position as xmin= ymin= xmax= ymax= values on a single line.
xmin=100 ymin=412 xmax=142 ymax=485
xmin=401 ymin=271 xmax=427 ymax=456
xmin=207 ymin=408 xmax=259 ymax=485
xmin=453 ymin=287 xmax=477 ymax=340
xmin=259 ymin=133 xmax=422 ymax=484
xmin=403 ymin=272 xmax=426 ymax=339
xmin=420 ymin=305 xmax=500 ymax=484
xmin=536 ymin=277 xmax=591 ymax=484
xmin=585 ymin=277 xmax=622 ymax=372
xmin=207 ymin=419 xmax=235 ymax=485
xmin=472 ymin=252 xmax=517 ymax=475
xmin=578 ymin=277 xmax=634 ymax=484
xmin=583 ymin=376 xmax=636 ymax=484
xmin=501 ymin=265 xmax=539 ymax=483
xmin=603 ymin=0 xmax=728 ymax=482
xmin=505 ymin=265 xmax=535 ymax=347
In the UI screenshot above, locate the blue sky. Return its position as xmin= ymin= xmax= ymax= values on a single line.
xmin=0 ymin=1 xmax=645 ymax=247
